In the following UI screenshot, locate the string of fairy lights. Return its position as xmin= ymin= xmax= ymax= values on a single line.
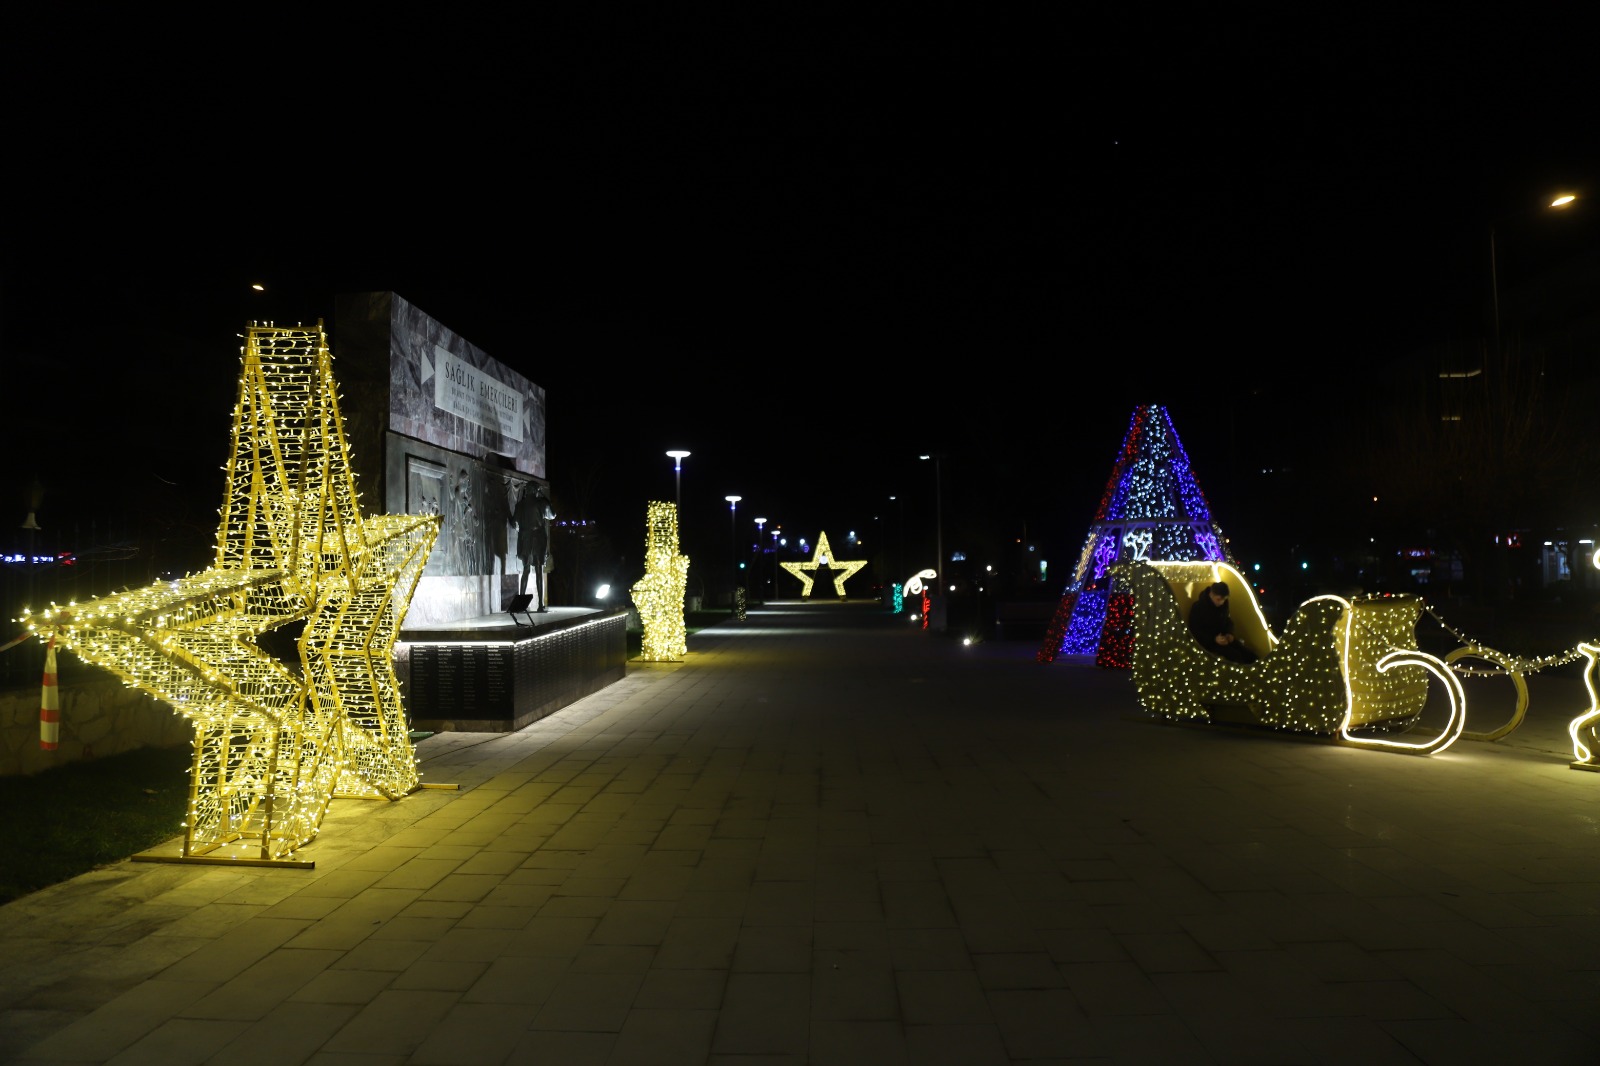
xmin=1417 ymin=604 xmax=1593 ymax=676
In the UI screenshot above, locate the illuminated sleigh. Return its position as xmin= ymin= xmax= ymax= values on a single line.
xmin=1121 ymin=560 xmax=1465 ymax=754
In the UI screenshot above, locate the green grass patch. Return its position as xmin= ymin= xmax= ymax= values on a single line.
xmin=0 ymin=746 xmax=190 ymax=906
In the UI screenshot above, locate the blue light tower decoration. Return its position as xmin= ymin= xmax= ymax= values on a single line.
xmin=1039 ymin=404 xmax=1235 ymax=666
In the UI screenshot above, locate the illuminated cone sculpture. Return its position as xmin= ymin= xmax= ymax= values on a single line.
xmin=1038 ymin=404 xmax=1235 ymax=667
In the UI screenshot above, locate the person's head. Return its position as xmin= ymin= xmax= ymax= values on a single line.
xmin=1207 ymin=581 xmax=1229 ymax=607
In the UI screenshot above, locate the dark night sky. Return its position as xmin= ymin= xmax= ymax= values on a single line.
xmin=3 ymin=14 xmax=1595 ymax=588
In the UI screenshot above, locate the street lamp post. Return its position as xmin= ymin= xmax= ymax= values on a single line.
xmin=666 ymin=450 xmax=691 ymax=509
xmin=919 ymin=454 xmax=945 ymax=631
xmin=753 ymin=517 xmax=767 ymax=599
xmin=1490 ymin=192 xmax=1579 ymax=349
xmin=725 ymin=495 xmax=742 ymax=608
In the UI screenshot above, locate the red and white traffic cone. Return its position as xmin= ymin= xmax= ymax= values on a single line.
xmin=40 ymin=633 xmax=60 ymax=751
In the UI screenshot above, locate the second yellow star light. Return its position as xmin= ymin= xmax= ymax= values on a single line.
xmin=780 ymin=532 xmax=866 ymax=598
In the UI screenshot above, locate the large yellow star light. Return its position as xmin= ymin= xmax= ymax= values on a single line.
xmin=779 ymin=531 xmax=866 ymax=598
xmin=23 ymin=323 xmax=439 ymax=864
xmin=630 ymin=501 xmax=689 ymax=661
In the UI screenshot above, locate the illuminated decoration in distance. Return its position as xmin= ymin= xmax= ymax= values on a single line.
xmin=780 ymin=532 xmax=867 ymax=598
xmin=1122 ymin=560 xmax=1465 ymax=754
xmin=22 ymin=323 xmax=440 ymax=863
xmin=630 ymin=501 xmax=689 ymax=661
xmin=1040 ymin=405 xmax=1236 ymax=664
xmin=1569 ymin=643 xmax=1600 ymax=769
xmin=902 ymin=569 xmax=937 ymax=598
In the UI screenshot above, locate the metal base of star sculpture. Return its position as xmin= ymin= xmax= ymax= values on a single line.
xmin=24 ymin=322 xmax=441 ymax=864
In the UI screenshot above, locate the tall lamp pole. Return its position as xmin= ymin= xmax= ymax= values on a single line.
xmin=768 ymin=524 xmax=780 ymax=598
xmin=1490 ymin=192 xmax=1579 ymax=349
xmin=725 ymin=495 xmax=742 ymax=607
xmin=753 ymin=517 xmax=767 ymax=598
xmin=919 ymin=454 xmax=945 ymax=631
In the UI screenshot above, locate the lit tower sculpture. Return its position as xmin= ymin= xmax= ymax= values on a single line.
xmin=1038 ymin=404 xmax=1235 ymax=668
xmin=631 ymin=501 xmax=690 ymax=661
xmin=23 ymin=322 xmax=439 ymax=864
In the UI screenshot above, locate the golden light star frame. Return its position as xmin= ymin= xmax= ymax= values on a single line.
xmin=23 ymin=323 xmax=439 ymax=864
xmin=780 ymin=532 xmax=866 ymax=598
xmin=630 ymin=501 xmax=690 ymax=661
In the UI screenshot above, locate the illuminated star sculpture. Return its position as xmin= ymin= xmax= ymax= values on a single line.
xmin=780 ymin=531 xmax=867 ymax=598
xmin=25 ymin=323 xmax=439 ymax=864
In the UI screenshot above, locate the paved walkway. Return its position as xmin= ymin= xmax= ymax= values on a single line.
xmin=2 ymin=599 xmax=1597 ymax=1065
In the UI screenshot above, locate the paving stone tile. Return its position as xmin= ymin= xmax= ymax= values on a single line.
xmin=888 ymin=927 xmax=973 ymax=971
xmin=733 ymin=923 xmax=812 ymax=973
xmin=14 ymin=979 xmax=214 ymax=1062
xmin=902 ymin=1022 xmax=1009 ymax=1065
xmin=572 ymin=944 xmax=656 ymax=973
xmin=208 ymin=1001 xmax=359 ymax=1066
xmin=183 ymin=947 xmax=341 ymax=1020
xmin=972 ymin=951 xmax=1065 ymax=990
xmin=529 ymin=971 xmax=643 ymax=1032
xmin=608 ymin=1007 xmax=719 ymax=1065
xmin=460 ymin=955 xmax=568 ymax=1006
xmin=811 ymin=961 xmax=898 ymax=1020
xmin=986 ymin=987 xmax=1100 ymax=1059
xmin=322 ymin=988 xmax=461 ymax=1056
xmin=635 ymin=969 xmax=728 ymax=1010
xmin=895 ymin=970 xmax=991 ymax=1026
xmin=407 ymin=1000 xmax=540 ymax=1065
xmin=290 ymin=966 xmax=397 ymax=1006
xmin=711 ymin=971 xmax=810 ymax=1055
xmin=809 ymin=1018 xmax=910 ymax=1064
xmin=589 ymin=899 xmax=676 ymax=946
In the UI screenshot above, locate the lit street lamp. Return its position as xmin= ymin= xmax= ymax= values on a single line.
xmin=725 ymin=495 xmax=742 ymax=608
xmin=666 ymin=450 xmax=691 ymax=508
xmin=753 ymin=517 xmax=767 ymax=598
xmin=768 ymin=524 xmax=780 ymax=598
xmin=1490 ymin=191 xmax=1580 ymax=347
xmin=919 ymin=454 xmax=945 ymax=631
